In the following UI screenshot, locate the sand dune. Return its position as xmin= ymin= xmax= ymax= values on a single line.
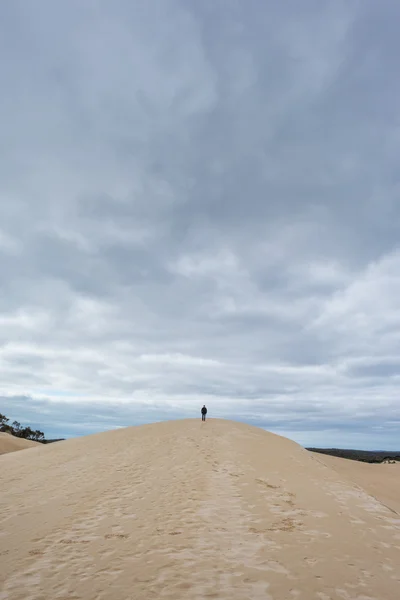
xmin=311 ymin=451 xmax=400 ymax=516
xmin=0 ymin=432 xmax=40 ymax=456
xmin=0 ymin=419 xmax=399 ymax=599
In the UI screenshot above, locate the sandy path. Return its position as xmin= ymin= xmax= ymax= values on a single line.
xmin=1 ymin=419 xmax=399 ymax=599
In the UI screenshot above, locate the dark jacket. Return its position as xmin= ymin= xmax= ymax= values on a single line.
xmin=201 ymin=406 xmax=207 ymax=415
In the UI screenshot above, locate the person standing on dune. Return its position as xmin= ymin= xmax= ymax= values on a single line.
xmin=201 ymin=405 xmax=207 ymax=421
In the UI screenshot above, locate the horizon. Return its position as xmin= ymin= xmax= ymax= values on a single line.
xmin=2 ymin=411 xmax=399 ymax=453
xmin=1 ymin=1 xmax=400 ymax=450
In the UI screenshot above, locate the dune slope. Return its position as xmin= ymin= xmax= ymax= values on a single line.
xmin=0 ymin=419 xmax=399 ymax=600
xmin=311 ymin=451 xmax=400 ymax=516
xmin=0 ymin=432 xmax=40 ymax=455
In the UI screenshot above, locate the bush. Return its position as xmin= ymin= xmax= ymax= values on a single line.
xmin=307 ymin=447 xmax=400 ymax=464
xmin=0 ymin=413 xmax=45 ymax=442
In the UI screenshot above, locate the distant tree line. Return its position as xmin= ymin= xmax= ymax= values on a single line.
xmin=0 ymin=413 xmax=45 ymax=442
xmin=307 ymin=447 xmax=400 ymax=464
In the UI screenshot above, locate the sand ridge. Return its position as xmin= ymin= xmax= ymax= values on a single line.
xmin=0 ymin=432 xmax=41 ymax=456
xmin=0 ymin=419 xmax=399 ymax=599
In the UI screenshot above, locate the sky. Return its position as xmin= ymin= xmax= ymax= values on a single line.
xmin=1 ymin=0 xmax=400 ymax=450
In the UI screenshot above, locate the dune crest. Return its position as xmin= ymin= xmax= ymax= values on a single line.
xmin=0 ymin=432 xmax=40 ymax=456
xmin=1 ymin=419 xmax=399 ymax=599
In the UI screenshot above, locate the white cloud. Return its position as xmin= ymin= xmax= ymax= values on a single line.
xmin=1 ymin=0 xmax=400 ymax=448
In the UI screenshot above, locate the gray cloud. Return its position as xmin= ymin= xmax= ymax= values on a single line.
xmin=1 ymin=0 xmax=400 ymax=449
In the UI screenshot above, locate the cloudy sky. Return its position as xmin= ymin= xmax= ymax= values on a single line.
xmin=1 ymin=0 xmax=400 ymax=450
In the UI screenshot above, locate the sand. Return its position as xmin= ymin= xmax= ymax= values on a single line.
xmin=311 ymin=452 xmax=400 ymax=516
xmin=0 ymin=419 xmax=399 ymax=600
xmin=0 ymin=432 xmax=40 ymax=456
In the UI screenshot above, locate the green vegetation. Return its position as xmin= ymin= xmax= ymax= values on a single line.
xmin=0 ymin=412 xmax=45 ymax=442
xmin=307 ymin=447 xmax=400 ymax=463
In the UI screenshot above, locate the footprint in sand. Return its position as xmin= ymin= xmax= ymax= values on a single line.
xmin=268 ymin=517 xmax=301 ymax=532
xmin=255 ymin=478 xmax=280 ymax=489
xmin=29 ymin=549 xmax=45 ymax=556
xmin=59 ymin=539 xmax=91 ymax=545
